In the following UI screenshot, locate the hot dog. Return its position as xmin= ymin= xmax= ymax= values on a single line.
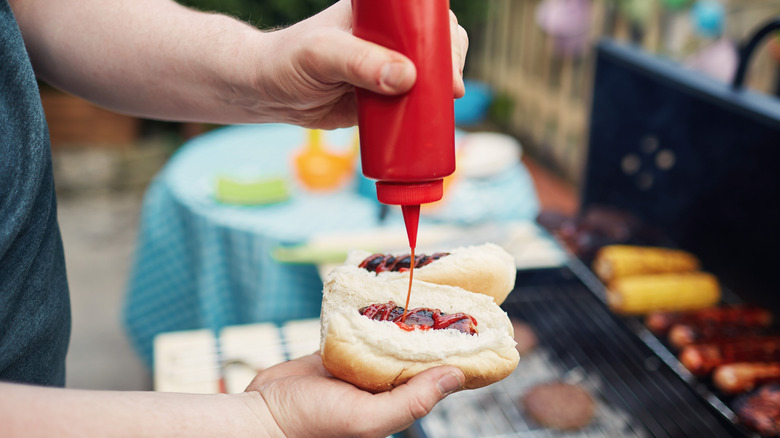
xmin=358 ymin=252 xmax=450 ymax=273
xmin=713 ymin=363 xmax=780 ymax=394
xmin=679 ymin=337 xmax=780 ymax=377
xmin=645 ymin=305 xmax=773 ymax=336
xmin=667 ymin=323 xmax=768 ymax=349
xmin=734 ymin=384 xmax=780 ymax=436
xmin=359 ymin=301 xmax=478 ymax=335
xmin=319 ymin=264 xmax=520 ymax=393
xmin=346 ymin=243 xmax=516 ymax=305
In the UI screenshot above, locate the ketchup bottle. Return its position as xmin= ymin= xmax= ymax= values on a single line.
xmin=352 ymin=0 xmax=456 ymax=249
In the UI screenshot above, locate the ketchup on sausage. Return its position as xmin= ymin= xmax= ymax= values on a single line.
xmin=359 ymin=252 xmax=449 ymax=273
xmin=359 ymin=301 xmax=477 ymax=335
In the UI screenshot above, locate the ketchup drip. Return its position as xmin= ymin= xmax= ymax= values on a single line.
xmin=401 ymin=205 xmax=420 ymax=324
xmin=402 ymin=246 xmax=415 ymax=323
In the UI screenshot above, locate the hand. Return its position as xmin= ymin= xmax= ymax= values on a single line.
xmin=243 ymin=0 xmax=469 ymax=129
xmin=245 ymin=353 xmax=465 ymax=438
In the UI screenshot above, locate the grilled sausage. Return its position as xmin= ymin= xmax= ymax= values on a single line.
xmin=645 ymin=306 xmax=772 ymax=336
xmin=668 ymin=323 xmax=768 ymax=349
xmin=680 ymin=337 xmax=780 ymax=377
xmin=359 ymin=252 xmax=449 ymax=273
xmin=359 ymin=301 xmax=478 ymax=335
xmin=714 ymin=363 xmax=780 ymax=394
xmin=734 ymin=384 xmax=780 ymax=436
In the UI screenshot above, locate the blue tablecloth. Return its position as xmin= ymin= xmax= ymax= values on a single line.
xmin=123 ymin=124 xmax=540 ymax=368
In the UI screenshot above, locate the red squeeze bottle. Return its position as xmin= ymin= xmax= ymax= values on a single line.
xmin=352 ymin=0 xmax=455 ymax=323
xmin=352 ymin=0 xmax=456 ymax=250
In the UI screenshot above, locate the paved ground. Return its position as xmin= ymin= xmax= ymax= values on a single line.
xmin=59 ymin=191 xmax=153 ymax=391
xmin=54 ymin=144 xmax=168 ymax=391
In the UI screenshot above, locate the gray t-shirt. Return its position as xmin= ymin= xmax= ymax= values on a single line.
xmin=0 ymin=0 xmax=71 ymax=386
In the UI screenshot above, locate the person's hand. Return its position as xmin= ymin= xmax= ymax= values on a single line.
xmin=244 ymin=353 xmax=465 ymax=438
xmin=240 ymin=0 xmax=469 ymax=129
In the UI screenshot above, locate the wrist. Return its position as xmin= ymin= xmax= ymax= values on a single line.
xmin=232 ymin=391 xmax=286 ymax=437
xmin=206 ymin=16 xmax=278 ymax=122
xmin=221 ymin=25 xmax=309 ymax=125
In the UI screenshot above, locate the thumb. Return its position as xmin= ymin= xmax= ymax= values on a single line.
xmin=305 ymin=30 xmax=417 ymax=95
xmin=365 ymin=366 xmax=465 ymax=435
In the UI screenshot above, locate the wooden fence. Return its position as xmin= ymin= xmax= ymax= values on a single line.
xmin=471 ymin=0 xmax=780 ymax=184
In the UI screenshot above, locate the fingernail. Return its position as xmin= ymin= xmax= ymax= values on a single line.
xmin=380 ymin=61 xmax=411 ymax=91
xmin=437 ymin=372 xmax=463 ymax=396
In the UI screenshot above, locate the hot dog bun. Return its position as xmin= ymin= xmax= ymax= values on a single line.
xmin=346 ymin=243 xmax=516 ymax=305
xmin=320 ymin=265 xmax=520 ymax=392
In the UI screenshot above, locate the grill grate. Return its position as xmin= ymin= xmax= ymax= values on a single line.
xmin=409 ymin=268 xmax=745 ymax=438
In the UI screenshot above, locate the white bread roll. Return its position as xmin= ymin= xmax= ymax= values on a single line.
xmin=320 ymin=265 xmax=520 ymax=392
xmin=345 ymin=243 xmax=516 ymax=305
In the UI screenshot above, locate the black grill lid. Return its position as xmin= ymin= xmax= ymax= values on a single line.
xmin=582 ymin=37 xmax=780 ymax=309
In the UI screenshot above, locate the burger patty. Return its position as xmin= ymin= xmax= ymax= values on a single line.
xmin=521 ymin=381 xmax=595 ymax=430
xmin=511 ymin=319 xmax=538 ymax=355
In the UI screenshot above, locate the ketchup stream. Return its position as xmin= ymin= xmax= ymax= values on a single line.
xmin=401 ymin=205 xmax=420 ymax=324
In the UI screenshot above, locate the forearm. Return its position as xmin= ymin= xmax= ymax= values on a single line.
xmin=11 ymin=0 xmax=268 ymax=123
xmin=0 ymin=382 xmax=280 ymax=437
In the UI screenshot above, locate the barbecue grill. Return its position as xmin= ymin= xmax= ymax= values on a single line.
xmin=409 ymin=18 xmax=780 ymax=438
xmin=411 ymin=266 xmax=746 ymax=437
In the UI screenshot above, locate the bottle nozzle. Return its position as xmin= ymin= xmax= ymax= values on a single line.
xmin=401 ymin=204 xmax=420 ymax=249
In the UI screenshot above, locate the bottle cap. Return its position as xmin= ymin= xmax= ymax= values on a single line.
xmin=375 ymin=180 xmax=443 ymax=205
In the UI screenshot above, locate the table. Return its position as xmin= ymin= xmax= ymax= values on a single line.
xmin=123 ymin=124 xmax=541 ymax=368
xmin=154 ymin=318 xmax=320 ymax=394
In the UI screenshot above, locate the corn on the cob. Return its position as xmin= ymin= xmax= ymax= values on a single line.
xmin=607 ymin=272 xmax=720 ymax=315
xmin=593 ymin=245 xmax=700 ymax=282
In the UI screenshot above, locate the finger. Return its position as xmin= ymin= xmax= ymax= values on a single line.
xmin=450 ymin=10 xmax=468 ymax=98
xmin=315 ymin=89 xmax=358 ymax=129
xmin=355 ymin=366 xmax=465 ymax=436
xmin=302 ymin=29 xmax=417 ymax=95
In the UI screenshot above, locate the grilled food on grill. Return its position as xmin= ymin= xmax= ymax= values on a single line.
xmin=734 ymin=384 xmax=780 ymax=436
xmin=521 ymin=381 xmax=595 ymax=431
xmin=645 ymin=305 xmax=773 ymax=336
xmin=592 ymin=245 xmax=700 ymax=282
xmin=680 ymin=337 xmax=780 ymax=377
xmin=668 ymin=323 xmax=769 ymax=349
xmin=536 ymin=207 xmax=658 ymax=260
xmin=511 ymin=319 xmax=538 ymax=355
xmin=607 ymin=272 xmax=720 ymax=315
xmin=714 ymin=363 xmax=780 ymax=394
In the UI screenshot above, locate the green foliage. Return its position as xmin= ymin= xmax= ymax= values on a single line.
xmin=488 ymin=92 xmax=515 ymax=127
xmin=177 ymin=0 xmax=487 ymax=33
xmin=176 ymin=0 xmax=337 ymax=28
xmin=450 ymin=0 xmax=488 ymax=34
